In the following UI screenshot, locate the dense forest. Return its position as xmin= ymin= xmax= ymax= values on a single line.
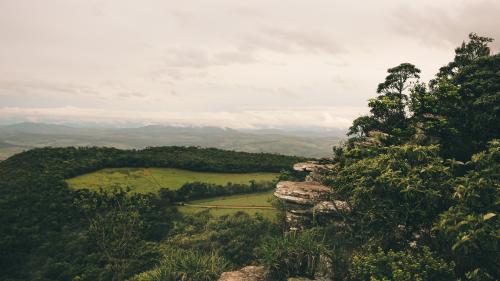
xmin=0 ymin=33 xmax=499 ymax=281
xmin=0 ymin=147 xmax=300 ymax=281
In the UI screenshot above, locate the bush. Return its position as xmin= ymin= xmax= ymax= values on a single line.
xmin=435 ymin=140 xmax=500 ymax=280
xmin=349 ymin=247 xmax=455 ymax=281
xmin=129 ymin=249 xmax=229 ymax=281
xmin=259 ymin=230 xmax=330 ymax=280
xmin=168 ymin=212 xmax=278 ymax=267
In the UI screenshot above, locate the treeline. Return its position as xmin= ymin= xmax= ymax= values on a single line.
xmin=0 ymin=146 xmax=303 ymax=181
xmin=165 ymin=180 xmax=275 ymax=202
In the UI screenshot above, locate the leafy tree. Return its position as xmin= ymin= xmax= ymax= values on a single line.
xmin=330 ymin=145 xmax=454 ymax=248
xmin=413 ymin=34 xmax=499 ymax=160
xmin=435 ymin=140 xmax=499 ymax=280
xmin=432 ymin=33 xmax=493 ymax=84
xmin=347 ymin=115 xmax=379 ymax=138
xmin=88 ymin=208 xmax=143 ymax=281
xmin=349 ymin=63 xmax=421 ymax=142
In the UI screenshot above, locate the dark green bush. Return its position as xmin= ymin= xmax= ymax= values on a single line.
xmin=349 ymin=247 xmax=455 ymax=281
xmin=129 ymin=249 xmax=229 ymax=281
xmin=259 ymin=230 xmax=330 ymax=280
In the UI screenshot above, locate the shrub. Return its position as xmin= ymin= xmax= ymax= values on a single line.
xmin=259 ymin=229 xmax=330 ymax=280
xmin=349 ymin=247 xmax=455 ymax=281
xmin=129 ymin=249 xmax=229 ymax=281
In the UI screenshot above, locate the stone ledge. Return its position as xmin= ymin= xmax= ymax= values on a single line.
xmin=274 ymin=181 xmax=331 ymax=205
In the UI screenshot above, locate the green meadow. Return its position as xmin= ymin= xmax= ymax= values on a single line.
xmin=66 ymin=167 xmax=279 ymax=194
xmin=179 ymin=191 xmax=277 ymax=219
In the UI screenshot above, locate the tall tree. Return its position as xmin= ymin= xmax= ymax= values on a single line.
xmin=412 ymin=34 xmax=499 ymax=160
xmin=348 ymin=63 xmax=421 ymax=142
xmin=432 ymin=33 xmax=493 ymax=85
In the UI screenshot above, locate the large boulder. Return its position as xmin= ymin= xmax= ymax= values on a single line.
xmin=274 ymin=181 xmax=331 ymax=205
xmin=218 ymin=266 xmax=267 ymax=281
xmin=274 ymin=181 xmax=349 ymax=230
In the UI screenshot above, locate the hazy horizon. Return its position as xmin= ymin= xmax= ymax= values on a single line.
xmin=1 ymin=0 xmax=499 ymax=129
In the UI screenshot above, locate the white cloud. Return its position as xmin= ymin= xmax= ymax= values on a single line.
xmin=0 ymin=0 xmax=498 ymax=129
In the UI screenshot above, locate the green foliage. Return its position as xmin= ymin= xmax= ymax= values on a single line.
xmin=169 ymin=212 xmax=278 ymax=267
xmin=278 ymin=168 xmax=308 ymax=182
xmin=129 ymin=249 xmax=229 ymax=281
xmin=259 ymin=230 xmax=330 ymax=280
xmin=0 ymin=146 xmax=295 ymax=281
xmin=88 ymin=209 xmax=143 ymax=281
xmin=435 ymin=140 xmax=500 ymax=279
xmin=349 ymin=247 xmax=455 ymax=281
xmin=331 ymin=145 xmax=454 ymax=247
xmin=433 ymin=33 xmax=493 ymax=83
xmin=415 ymin=53 xmax=500 ymax=160
xmin=337 ymin=33 xmax=499 ymax=280
xmin=409 ymin=34 xmax=499 ymax=160
xmin=173 ymin=180 xmax=275 ymax=201
xmin=349 ymin=63 xmax=421 ymax=142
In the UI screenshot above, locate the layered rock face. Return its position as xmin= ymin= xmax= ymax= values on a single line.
xmin=274 ymin=162 xmax=349 ymax=229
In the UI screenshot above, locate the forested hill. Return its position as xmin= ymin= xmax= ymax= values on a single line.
xmin=0 ymin=146 xmax=301 ymax=281
xmin=0 ymin=124 xmax=344 ymax=160
xmin=0 ymin=146 xmax=303 ymax=180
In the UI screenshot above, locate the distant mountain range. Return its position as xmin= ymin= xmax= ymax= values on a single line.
xmin=0 ymin=122 xmax=346 ymax=160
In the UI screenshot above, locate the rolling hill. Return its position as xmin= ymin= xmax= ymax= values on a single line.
xmin=0 ymin=122 xmax=345 ymax=159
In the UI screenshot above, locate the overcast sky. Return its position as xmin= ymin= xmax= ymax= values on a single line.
xmin=0 ymin=0 xmax=499 ymax=129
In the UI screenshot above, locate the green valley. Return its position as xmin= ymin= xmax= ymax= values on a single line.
xmin=179 ymin=191 xmax=277 ymax=219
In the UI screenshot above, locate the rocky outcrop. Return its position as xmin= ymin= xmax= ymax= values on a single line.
xmin=293 ymin=161 xmax=336 ymax=182
xmin=219 ymin=163 xmax=343 ymax=280
xmin=218 ymin=266 xmax=266 ymax=281
xmin=275 ymin=181 xmax=331 ymax=205
xmin=275 ymin=163 xmax=349 ymax=230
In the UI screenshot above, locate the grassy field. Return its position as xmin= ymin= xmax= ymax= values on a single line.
xmin=179 ymin=191 xmax=277 ymax=219
xmin=66 ymin=167 xmax=279 ymax=194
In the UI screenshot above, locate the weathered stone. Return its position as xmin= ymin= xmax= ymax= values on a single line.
xmin=312 ymin=200 xmax=350 ymax=213
xmin=294 ymin=161 xmax=337 ymax=183
xmin=274 ymin=181 xmax=331 ymax=205
xmin=276 ymin=161 xmax=350 ymax=230
xmin=218 ymin=266 xmax=266 ymax=281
